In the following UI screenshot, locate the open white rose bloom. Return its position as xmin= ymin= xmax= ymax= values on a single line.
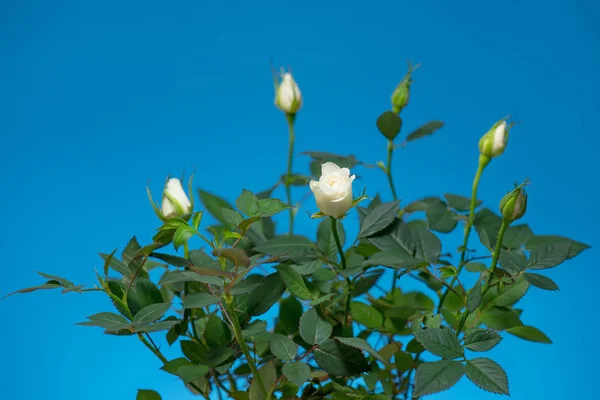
xmin=310 ymin=162 xmax=356 ymax=218
xmin=161 ymin=178 xmax=192 ymax=218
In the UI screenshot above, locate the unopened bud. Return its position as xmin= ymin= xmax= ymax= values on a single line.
xmin=274 ymin=70 xmax=303 ymax=115
xmin=499 ymin=183 xmax=528 ymax=222
xmin=391 ymin=63 xmax=418 ymax=114
xmin=479 ymin=118 xmax=510 ymax=159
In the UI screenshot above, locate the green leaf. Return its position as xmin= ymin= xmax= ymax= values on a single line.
xmin=352 ymin=270 xmax=385 ymax=297
xmin=506 ymin=325 xmax=552 ymax=343
xmin=134 ymin=320 xmax=178 ymax=333
xmin=299 ymin=307 xmax=332 ymax=345
xmin=467 ymin=278 xmax=482 ymax=312
xmin=151 ymin=252 xmax=191 ymax=268
xmin=523 ymin=272 xmax=559 ymax=291
xmin=249 ymin=361 xmax=277 ymax=400
xmin=236 ymin=273 xmax=285 ymax=323
xmin=359 ymin=201 xmax=401 ymax=238
xmin=4 ymin=282 xmax=62 ymax=298
xmin=376 ymin=111 xmax=402 ymax=140
xmin=463 ymin=329 xmax=502 ymax=352
xmin=158 ymin=270 xmax=224 ymax=287
xmin=180 ymin=340 xmax=205 ymax=363
xmin=77 ymin=312 xmax=129 ymax=328
xmin=503 ymin=224 xmax=534 ymax=249
xmin=204 ymin=347 xmax=235 ymax=367
xmin=242 ymin=320 xmax=267 ymax=337
xmin=133 ymin=303 xmax=170 ymax=324
xmin=426 ymin=201 xmax=458 ymax=233
xmin=485 ymin=277 xmax=529 ymax=308
xmin=303 ymin=151 xmax=359 ymax=170
xmin=173 ymin=225 xmax=195 ymax=250
xmin=291 ymin=259 xmax=323 ymax=275
xmin=317 ymin=218 xmax=345 ymax=260
xmin=465 ymin=358 xmax=509 ymax=395
xmin=277 ymin=296 xmax=303 ymax=335
xmin=136 ymin=389 xmax=161 ymax=400
xmin=361 ymin=249 xmax=417 ymax=270
xmin=350 ymin=302 xmax=383 ymax=329
xmin=122 ymin=236 xmax=141 ymax=266
xmin=253 ymin=235 xmax=314 ymax=257
xmin=526 ymin=242 xmax=571 ymax=270
xmin=36 ymin=271 xmax=74 ymax=288
xmin=414 ymin=328 xmax=464 ymax=359
xmin=283 ymin=362 xmax=311 ymax=388
xmin=395 ymin=350 xmax=414 ymax=374
xmin=212 ymin=247 xmax=250 ymax=267
xmin=409 ymin=223 xmax=441 ymax=263
xmin=198 ymin=189 xmax=235 ymax=225
xmin=406 ymin=121 xmax=444 ymax=142
xmin=236 ymin=189 xmax=259 ymax=216
xmin=334 ymin=336 xmax=386 ymax=363
xmin=480 ymin=307 xmax=523 ymax=330
xmin=109 ymin=278 xmax=163 ymax=316
xmin=100 ymin=252 xmax=132 ymax=276
xmin=406 ymin=338 xmax=425 ymax=353
xmin=270 ymin=333 xmax=298 ymax=360
xmin=161 ymin=358 xmax=209 ymax=382
xmin=276 ymin=264 xmax=314 ymax=300
xmin=414 ymin=360 xmax=465 ymax=397
xmin=314 ymin=339 xmax=371 ymax=376
xmin=525 ymin=235 xmax=590 ymax=259
xmin=444 ymin=193 xmax=482 ymax=212
xmin=205 ymin=314 xmax=231 ymax=348
xmin=498 ymin=249 xmax=527 ymax=275
xmin=257 ymin=197 xmax=290 ymax=217
xmin=465 ymin=262 xmax=487 ymax=273
xmin=369 ymin=218 xmax=415 ymax=254
xmin=230 ymin=281 xmax=263 ymax=295
xmin=183 ymin=292 xmax=220 ymax=309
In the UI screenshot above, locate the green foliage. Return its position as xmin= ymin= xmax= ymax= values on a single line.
xmin=465 ymin=358 xmax=509 ymax=395
xmin=299 ymin=308 xmax=332 ymax=345
xmin=8 ymin=66 xmax=590 ymax=400
xmin=414 ymin=360 xmax=465 ymax=397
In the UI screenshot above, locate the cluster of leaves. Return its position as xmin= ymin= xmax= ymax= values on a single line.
xmin=7 ymin=70 xmax=590 ymax=400
xmin=10 ymin=181 xmax=589 ymax=399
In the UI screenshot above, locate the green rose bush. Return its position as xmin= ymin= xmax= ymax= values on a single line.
xmin=6 ymin=65 xmax=590 ymax=400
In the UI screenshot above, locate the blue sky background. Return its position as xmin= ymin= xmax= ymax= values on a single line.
xmin=1 ymin=0 xmax=598 ymax=399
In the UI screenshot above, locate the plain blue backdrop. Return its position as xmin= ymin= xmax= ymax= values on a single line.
xmin=1 ymin=0 xmax=598 ymax=399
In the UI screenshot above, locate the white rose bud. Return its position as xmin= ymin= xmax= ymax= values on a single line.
xmin=275 ymin=72 xmax=303 ymax=114
xmin=479 ymin=119 xmax=509 ymax=159
xmin=161 ymin=178 xmax=192 ymax=218
xmin=310 ymin=162 xmax=356 ymax=218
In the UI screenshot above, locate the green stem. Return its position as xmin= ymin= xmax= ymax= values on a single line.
xmin=183 ymin=242 xmax=200 ymax=341
xmin=285 ymin=113 xmax=296 ymax=235
xmin=438 ymin=155 xmax=489 ymax=312
xmin=386 ymin=140 xmax=399 ymax=202
xmin=224 ymin=301 xmax=267 ymax=399
xmin=331 ymin=216 xmax=352 ymax=328
xmin=385 ymin=140 xmax=401 ymax=293
xmin=330 ymin=217 xmax=347 ymax=270
xmin=482 ymin=218 xmax=510 ymax=296
xmin=455 ymin=218 xmax=509 ymax=337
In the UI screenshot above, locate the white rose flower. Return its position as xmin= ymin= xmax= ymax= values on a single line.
xmin=275 ymin=72 xmax=303 ymax=114
xmin=310 ymin=162 xmax=356 ymax=218
xmin=161 ymin=178 xmax=192 ymax=218
xmin=479 ymin=119 xmax=509 ymax=159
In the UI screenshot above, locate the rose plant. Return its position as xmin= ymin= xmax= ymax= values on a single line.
xmin=6 ymin=67 xmax=589 ymax=400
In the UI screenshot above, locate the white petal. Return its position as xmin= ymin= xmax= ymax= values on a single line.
xmin=340 ymin=167 xmax=351 ymax=179
xmin=310 ymin=180 xmax=320 ymax=193
xmin=321 ymin=162 xmax=341 ymax=176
